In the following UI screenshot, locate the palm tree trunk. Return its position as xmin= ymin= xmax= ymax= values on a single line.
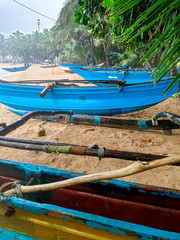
xmin=102 ymin=43 xmax=109 ymax=67
xmin=170 ymin=66 xmax=179 ymax=78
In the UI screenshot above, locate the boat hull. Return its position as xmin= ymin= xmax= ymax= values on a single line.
xmin=62 ymin=62 xmax=128 ymax=71
xmin=69 ymin=66 xmax=171 ymax=82
xmin=40 ymin=65 xmax=57 ymax=68
xmin=0 ymin=79 xmax=178 ymax=115
xmin=0 ymin=201 xmax=132 ymax=240
xmin=58 ymin=66 xmax=74 ymax=73
xmin=2 ymin=64 xmax=31 ymax=72
xmin=0 ymin=159 xmax=180 ymax=240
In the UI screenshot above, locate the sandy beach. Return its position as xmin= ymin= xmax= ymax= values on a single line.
xmin=0 ymin=63 xmax=179 ymax=189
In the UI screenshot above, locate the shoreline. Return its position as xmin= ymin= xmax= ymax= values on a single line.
xmin=0 ymin=63 xmax=179 ymax=189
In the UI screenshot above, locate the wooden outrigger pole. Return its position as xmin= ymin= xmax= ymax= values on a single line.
xmin=0 ymin=110 xmax=179 ymax=164
xmin=0 ymin=136 xmax=170 ymax=162
xmin=8 ymin=109 xmax=180 ymax=134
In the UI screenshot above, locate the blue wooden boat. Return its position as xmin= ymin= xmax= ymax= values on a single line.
xmin=58 ymin=62 xmax=128 ymax=71
xmin=71 ymin=63 xmax=128 ymax=71
xmin=2 ymin=64 xmax=32 ymax=72
xmin=69 ymin=66 xmax=171 ymax=81
xmin=0 ymin=78 xmax=178 ymax=115
xmin=58 ymin=62 xmax=71 ymax=67
xmin=0 ymin=158 xmax=179 ymax=239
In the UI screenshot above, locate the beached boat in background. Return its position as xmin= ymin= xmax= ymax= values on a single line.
xmin=69 ymin=66 xmax=171 ymax=81
xmin=0 ymin=78 xmax=178 ymax=115
xmin=58 ymin=62 xmax=71 ymax=67
xmin=1 ymin=64 xmax=31 ymax=72
xmin=58 ymin=62 xmax=128 ymax=71
xmin=0 ymin=159 xmax=179 ymax=239
xmin=71 ymin=63 xmax=128 ymax=70
xmin=39 ymin=64 xmax=57 ymax=68
xmin=58 ymin=65 xmax=74 ymax=73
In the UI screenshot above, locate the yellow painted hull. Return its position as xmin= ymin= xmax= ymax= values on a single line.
xmin=0 ymin=203 xmax=136 ymax=240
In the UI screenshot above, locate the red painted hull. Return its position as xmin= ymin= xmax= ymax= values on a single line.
xmin=58 ymin=66 xmax=74 ymax=73
xmin=64 ymin=69 xmax=74 ymax=73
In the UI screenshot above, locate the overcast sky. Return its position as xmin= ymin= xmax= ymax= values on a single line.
xmin=0 ymin=0 xmax=67 ymax=35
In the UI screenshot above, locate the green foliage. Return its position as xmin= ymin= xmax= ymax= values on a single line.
xmin=74 ymin=0 xmax=179 ymax=96
xmin=105 ymin=0 xmax=180 ymax=96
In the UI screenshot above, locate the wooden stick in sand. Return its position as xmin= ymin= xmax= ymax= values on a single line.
xmin=4 ymin=155 xmax=180 ymax=196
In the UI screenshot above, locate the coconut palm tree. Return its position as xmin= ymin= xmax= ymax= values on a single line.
xmin=54 ymin=0 xmax=115 ymax=65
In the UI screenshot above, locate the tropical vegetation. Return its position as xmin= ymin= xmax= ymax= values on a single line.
xmin=74 ymin=0 xmax=180 ymax=96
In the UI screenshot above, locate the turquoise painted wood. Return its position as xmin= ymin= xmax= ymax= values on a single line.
xmin=0 ymin=79 xmax=178 ymax=115
xmin=0 ymin=228 xmax=40 ymax=240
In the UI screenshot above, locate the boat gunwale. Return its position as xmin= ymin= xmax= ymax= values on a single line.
xmin=0 ymin=77 xmax=175 ymax=89
xmin=0 ymin=159 xmax=179 ymax=200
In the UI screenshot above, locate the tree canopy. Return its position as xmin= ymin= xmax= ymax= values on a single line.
xmin=74 ymin=0 xmax=180 ymax=97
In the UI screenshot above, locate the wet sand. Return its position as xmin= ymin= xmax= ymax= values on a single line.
xmin=0 ymin=63 xmax=179 ymax=189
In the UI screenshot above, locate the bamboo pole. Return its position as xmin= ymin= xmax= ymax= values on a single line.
xmin=4 ymin=155 xmax=180 ymax=196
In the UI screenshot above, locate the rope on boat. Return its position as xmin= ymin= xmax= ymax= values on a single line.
xmin=42 ymin=144 xmax=106 ymax=159
xmin=151 ymin=112 xmax=180 ymax=126
xmin=88 ymin=144 xmax=99 ymax=149
xmin=42 ymin=143 xmax=107 ymax=160
xmin=43 ymin=145 xmax=71 ymax=154
xmin=65 ymin=110 xmax=74 ymax=123
xmin=87 ymin=144 xmax=106 ymax=160
xmin=98 ymin=147 xmax=106 ymax=160
xmin=117 ymin=78 xmax=126 ymax=91
xmin=0 ymin=181 xmax=22 ymax=198
xmin=14 ymin=182 xmax=23 ymax=198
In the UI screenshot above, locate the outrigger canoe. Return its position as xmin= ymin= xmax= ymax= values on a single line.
xmin=40 ymin=64 xmax=57 ymax=68
xmin=0 ymin=159 xmax=179 ymax=240
xmin=58 ymin=65 xmax=75 ymax=73
xmin=58 ymin=62 xmax=128 ymax=71
xmin=0 ymin=77 xmax=178 ymax=115
xmin=69 ymin=66 xmax=171 ymax=81
xmin=2 ymin=64 xmax=31 ymax=72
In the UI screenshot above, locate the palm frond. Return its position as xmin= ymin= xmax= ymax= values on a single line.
xmin=106 ymin=0 xmax=180 ymax=97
